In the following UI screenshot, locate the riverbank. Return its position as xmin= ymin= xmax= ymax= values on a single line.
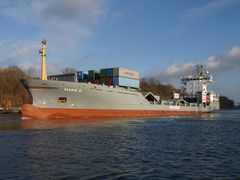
xmin=0 ymin=108 xmax=21 ymax=114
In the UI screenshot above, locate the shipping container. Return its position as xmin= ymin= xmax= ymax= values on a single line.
xmin=49 ymin=73 xmax=77 ymax=82
xmin=88 ymin=70 xmax=94 ymax=79
xmin=106 ymin=77 xmax=113 ymax=86
xmin=94 ymin=79 xmax=100 ymax=84
xmin=100 ymin=69 xmax=107 ymax=78
xmin=107 ymin=68 xmax=113 ymax=77
xmin=100 ymin=68 xmax=114 ymax=77
xmin=88 ymin=70 xmax=100 ymax=79
xmin=113 ymin=67 xmax=140 ymax=80
xmin=113 ymin=76 xmax=140 ymax=89
xmin=77 ymin=71 xmax=88 ymax=81
xmin=89 ymin=78 xmax=100 ymax=84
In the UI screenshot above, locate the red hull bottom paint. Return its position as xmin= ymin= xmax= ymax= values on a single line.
xmin=22 ymin=104 xmax=210 ymax=119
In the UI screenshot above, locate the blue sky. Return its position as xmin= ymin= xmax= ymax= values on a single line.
xmin=0 ymin=0 xmax=240 ymax=103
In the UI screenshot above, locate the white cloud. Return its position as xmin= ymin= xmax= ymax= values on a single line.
xmin=43 ymin=0 xmax=107 ymax=22
xmin=0 ymin=40 xmax=38 ymax=66
xmin=0 ymin=0 xmax=111 ymax=71
xmin=0 ymin=0 xmax=109 ymax=48
xmin=111 ymin=8 xmax=128 ymax=18
xmin=0 ymin=0 xmax=108 ymax=25
xmin=0 ymin=40 xmax=96 ymax=76
xmin=205 ymin=46 xmax=240 ymax=72
xmin=148 ymin=46 xmax=240 ymax=83
xmin=182 ymin=0 xmax=240 ymax=22
xmin=165 ymin=62 xmax=195 ymax=76
xmin=226 ymin=46 xmax=240 ymax=58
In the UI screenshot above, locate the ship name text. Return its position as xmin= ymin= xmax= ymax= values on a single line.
xmin=64 ymin=88 xmax=82 ymax=93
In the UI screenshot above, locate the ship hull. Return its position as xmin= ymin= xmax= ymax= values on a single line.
xmin=22 ymin=104 xmax=210 ymax=119
xmin=21 ymin=79 xmax=219 ymax=119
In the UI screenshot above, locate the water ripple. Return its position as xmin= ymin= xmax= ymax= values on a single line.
xmin=1 ymin=110 xmax=240 ymax=179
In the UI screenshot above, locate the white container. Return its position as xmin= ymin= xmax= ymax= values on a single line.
xmin=113 ymin=67 xmax=140 ymax=80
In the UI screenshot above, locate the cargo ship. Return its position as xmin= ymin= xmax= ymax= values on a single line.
xmin=21 ymin=40 xmax=220 ymax=119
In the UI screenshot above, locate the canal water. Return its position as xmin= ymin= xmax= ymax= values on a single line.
xmin=0 ymin=110 xmax=240 ymax=179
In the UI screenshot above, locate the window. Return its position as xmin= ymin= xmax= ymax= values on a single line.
xmin=58 ymin=97 xmax=67 ymax=103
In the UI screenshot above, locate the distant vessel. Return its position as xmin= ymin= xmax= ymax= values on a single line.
xmin=21 ymin=40 xmax=219 ymax=119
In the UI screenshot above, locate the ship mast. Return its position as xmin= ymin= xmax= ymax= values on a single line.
xmin=39 ymin=39 xmax=47 ymax=80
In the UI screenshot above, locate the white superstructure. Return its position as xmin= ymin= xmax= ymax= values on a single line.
xmin=181 ymin=65 xmax=217 ymax=104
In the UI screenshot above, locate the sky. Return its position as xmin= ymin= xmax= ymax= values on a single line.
xmin=0 ymin=0 xmax=240 ymax=103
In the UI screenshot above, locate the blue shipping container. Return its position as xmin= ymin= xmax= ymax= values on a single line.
xmin=113 ymin=76 xmax=139 ymax=89
xmin=77 ymin=71 xmax=88 ymax=81
xmin=84 ymin=73 xmax=88 ymax=79
xmin=107 ymin=68 xmax=113 ymax=77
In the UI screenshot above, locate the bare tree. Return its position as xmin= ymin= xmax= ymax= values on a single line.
xmin=0 ymin=66 xmax=32 ymax=108
xmin=62 ymin=67 xmax=77 ymax=74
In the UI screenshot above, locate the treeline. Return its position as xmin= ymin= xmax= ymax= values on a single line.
xmin=140 ymin=78 xmax=181 ymax=99
xmin=219 ymin=96 xmax=235 ymax=109
xmin=0 ymin=66 xmax=32 ymax=108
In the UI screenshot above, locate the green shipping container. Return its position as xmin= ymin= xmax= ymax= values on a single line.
xmin=100 ymin=69 xmax=108 ymax=78
xmin=88 ymin=70 xmax=94 ymax=79
xmin=88 ymin=70 xmax=100 ymax=79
